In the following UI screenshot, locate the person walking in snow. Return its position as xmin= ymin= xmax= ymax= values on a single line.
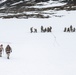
xmin=30 ymin=27 xmax=33 ymax=33
xmin=0 ymin=44 xmax=4 ymax=57
xmin=47 ymin=26 xmax=52 ymax=32
xmin=5 ymin=45 xmax=12 ymax=59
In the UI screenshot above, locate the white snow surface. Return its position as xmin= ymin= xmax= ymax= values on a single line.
xmin=0 ymin=10 xmax=76 ymax=75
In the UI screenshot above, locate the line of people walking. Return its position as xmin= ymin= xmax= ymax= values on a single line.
xmin=30 ymin=26 xmax=52 ymax=33
xmin=64 ymin=25 xmax=76 ymax=32
xmin=0 ymin=44 xmax=12 ymax=59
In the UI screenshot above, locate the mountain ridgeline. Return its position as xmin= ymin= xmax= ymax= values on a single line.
xmin=0 ymin=0 xmax=76 ymax=19
xmin=0 ymin=0 xmax=49 ymax=7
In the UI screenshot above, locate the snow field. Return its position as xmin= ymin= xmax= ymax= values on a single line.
xmin=0 ymin=10 xmax=76 ymax=75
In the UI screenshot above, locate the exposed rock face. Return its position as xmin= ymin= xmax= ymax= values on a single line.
xmin=0 ymin=0 xmax=75 ymax=18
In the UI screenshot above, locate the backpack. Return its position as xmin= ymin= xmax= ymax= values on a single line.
xmin=6 ymin=45 xmax=11 ymax=53
xmin=0 ymin=46 xmax=2 ymax=52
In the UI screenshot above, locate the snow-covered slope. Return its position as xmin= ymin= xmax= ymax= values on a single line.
xmin=0 ymin=10 xmax=76 ymax=75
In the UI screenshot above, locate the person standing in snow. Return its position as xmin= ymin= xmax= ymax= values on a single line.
xmin=5 ymin=45 xmax=12 ymax=59
xmin=0 ymin=44 xmax=4 ymax=57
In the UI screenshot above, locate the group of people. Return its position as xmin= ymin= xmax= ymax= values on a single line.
xmin=64 ymin=25 xmax=75 ymax=32
xmin=41 ymin=26 xmax=52 ymax=33
xmin=0 ymin=44 xmax=12 ymax=59
xmin=30 ymin=26 xmax=52 ymax=33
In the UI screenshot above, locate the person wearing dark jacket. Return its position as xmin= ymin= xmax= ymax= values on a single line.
xmin=5 ymin=45 xmax=12 ymax=59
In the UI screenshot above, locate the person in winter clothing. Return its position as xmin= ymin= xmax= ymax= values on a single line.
xmin=30 ymin=27 xmax=33 ymax=33
xmin=41 ymin=26 xmax=47 ymax=32
xmin=47 ymin=26 xmax=52 ymax=32
xmin=0 ymin=44 xmax=4 ymax=57
xmin=5 ymin=45 xmax=12 ymax=59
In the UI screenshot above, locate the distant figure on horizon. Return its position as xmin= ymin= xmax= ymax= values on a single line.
xmin=5 ymin=45 xmax=12 ymax=59
xmin=0 ymin=44 xmax=4 ymax=57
